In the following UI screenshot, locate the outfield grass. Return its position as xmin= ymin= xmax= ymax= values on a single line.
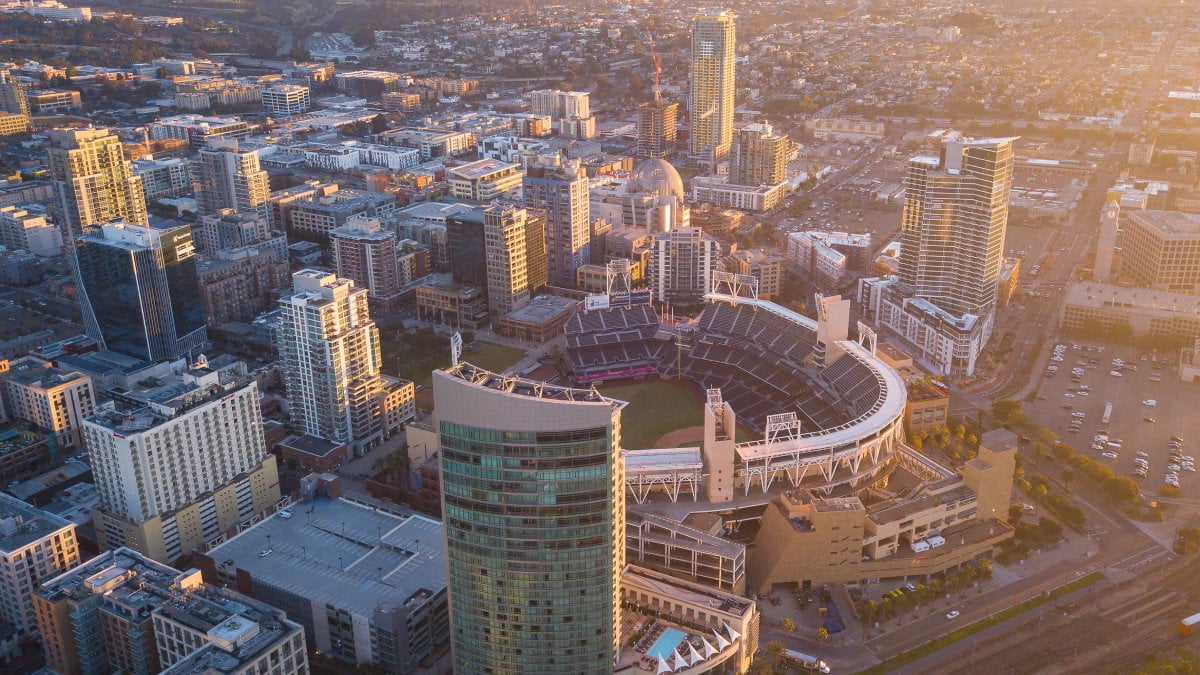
xmin=860 ymin=571 xmax=1107 ymax=674
xmin=463 ymin=342 xmax=526 ymax=374
xmin=598 ymin=380 xmax=705 ymax=450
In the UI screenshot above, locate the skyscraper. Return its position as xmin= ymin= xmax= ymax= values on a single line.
xmin=47 ymin=128 xmax=148 ymax=235
xmin=1093 ymin=195 xmax=1120 ymax=282
xmin=193 ymin=138 xmax=270 ymax=216
xmin=72 ymin=221 xmax=205 ymax=362
xmin=898 ymin=134 xmax=1016 ymax=319
xmin=636 ymin=100 xmax=678 ymax=159
xmin=729 ymin=122 xmax=788 ymax=187
xmin=483 ymin=204 xmax=544 ymax=315
xmin=689 ymin=13 xmax=736 ymax=165
xmin=649 ymin=226 xmax=721 ymax=305
xmin=530 ymin=89 xmax=596 ymax=139
xmin=277 ymin=270 xmax=393 ymax=454
xmin=523 ymin=158 xmax=590 ymax=288
xmin=331 ymin=215 xmax=402 ymax=302
xmin=434 ymin=362 xmax=625 ymax=674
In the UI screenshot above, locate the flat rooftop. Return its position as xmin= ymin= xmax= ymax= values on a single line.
xmin=500 ymin=295 xmax=577 ymax=326
xmin=206 ymin=497 xmax=446 ymax=618
xmin=1064 ymin=282 xmax=1200 ymax=314
xmin=1126 ymin=210 xmax=1200 ymax=238
xmin=449 ymin=158 xmax=518 ymax=180
xmin=0 ymin=492 xmax=72 ymax=553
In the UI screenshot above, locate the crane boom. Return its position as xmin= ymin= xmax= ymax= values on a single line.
xmin=646 ymin=28 xmax=662 ymax=104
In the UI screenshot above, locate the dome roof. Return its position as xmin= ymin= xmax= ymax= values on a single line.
xmin=629 ymin=158 xmax=685 ymax=201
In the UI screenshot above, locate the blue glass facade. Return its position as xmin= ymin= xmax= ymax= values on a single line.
xmin=73 ymin=223 xmax=206 ymax=362
xmin=440 ymin=421 xmax=618 ymax=674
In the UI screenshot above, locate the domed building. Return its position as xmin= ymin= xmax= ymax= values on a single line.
xmin=629 ymin=158 xmax=685 ymax=202
xmin=622 ymin=158 xmax=690 ymax=233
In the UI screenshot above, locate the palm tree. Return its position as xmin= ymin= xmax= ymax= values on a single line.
xmin=817 ymin=627 xmax=830 ymax=662
xmin=862 ymin=599 xmax=878 ymax=626
xmin=781 ymin=617 xmax=796 ymax=633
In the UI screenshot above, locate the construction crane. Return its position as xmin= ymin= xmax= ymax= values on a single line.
xmin=646 ymin=28 xmax=663 ymax=104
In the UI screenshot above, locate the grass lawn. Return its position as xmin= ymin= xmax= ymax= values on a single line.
xmin=598 ymin=380 xmax=705 ymax=450
xmin=462 ymin=342 xmax=526 ymax=374
xmin=860 ymin=571 xmax=1107 ymax=674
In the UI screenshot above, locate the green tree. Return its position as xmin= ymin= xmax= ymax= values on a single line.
xmin=954 ymin=424 xmax=966 ymax=443
xmin=1061 ymin=467 xmax=1076 ymax=491
xmin=978 ymin=559 xmax=994 ymax=580
xmin=765 ymin=640 xmax=787 ymax=668
xmin=1103 ymin=476 xmax=1141 ymax=503
xmin=862 ymin=599 xmax=878 ymax=625
xmin=910 ymin=436 xmax=924 ymax=452
xmin=781 ymin=617 xmax=795 ymax=633
xmin=992 ymin=400 xmax=1027 ymax=427
xmin=1008 ymin=504 xmax=1024 ymax=525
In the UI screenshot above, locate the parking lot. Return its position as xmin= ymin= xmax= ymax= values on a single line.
xmin=1028 ymin=339 xmax=1197 ymax=494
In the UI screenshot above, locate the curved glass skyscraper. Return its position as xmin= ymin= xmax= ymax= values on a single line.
xmin=434 ymin=363 xmax=625 ymax=674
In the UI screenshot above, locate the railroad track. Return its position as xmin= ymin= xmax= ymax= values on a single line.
xmin=933 ymin=557 xmax=1200 ymax=674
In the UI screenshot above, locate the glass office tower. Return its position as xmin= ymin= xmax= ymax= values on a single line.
xmin=73 ymin=221 xmax=205 ymax=362
xmin=434 ymin=363 xmax=625 ymax=674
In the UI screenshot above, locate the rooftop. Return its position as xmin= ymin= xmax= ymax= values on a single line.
xmin=0 ymin=358 xmax=88 ymax=390
xmin=1126 ymin=210 xmax=1200 ymax=238
xmin=448 ymin=158 xmax=519 ymax=181
xmin=0 ymin=492 xmax=72 ymax=553
xmin=206 ymin=497 xmax=446 ymax=619
xmin=500 ymin=294 xmax=577 ymax=326
xmin=1064 ymin=282 xmax=1200 ymax=315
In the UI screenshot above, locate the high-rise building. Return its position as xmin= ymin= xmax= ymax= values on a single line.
xmin=330 ymin=215 xmax=402 ymax=301
xmin=0 ymin=357 xmax=95 ymax=451
xmin=0 ymin=493 xmax=78 ymax=635
xmin=650 ymin=226 xmax=721 ymax=305
xmin=196 ymin=236 xmax=290 ymax=325
xmin=1120 ymin=210 xmax=1200 ymax=292
xmin=278 ymin=270 xmax=411 ymax=454
xmin=261 ymin=83 xmax=311 ymax=116
xmin=47 ymin=128 xmax=148 ymax=235
xmin=729 ymin=122 xmax=788 ymax=187
xmin=689 ymin=13 xmax=736 ymax=165
xmin=196 ymin=208 xmax=272 ymax=253
xmin=434 ymin=362 xmax=625 ymax=674
xmin=72 ymin=221 xmax=206 ymax=362
xmin=636 ymin=100 xmax=678 ymax=159
xmin=524 ymin=158 xmax=590 ymax=287
xmin=0 ymin=70 xmax=29 ymax=116
xmin=84 ymin=356 xmax=280 ymax=562
xmin=193 ymin=138 xmax=270 ymax=216
xmin=898 ymin=134 xmax=1016 ymax=319
xmin=858 ymin=134 xmax=1015 ymax=376
xmin=530 ymin=89 xmax=597 ymax=140
xmin=34 ymin=548 xmax=308 ymax=675
xmin=446 ymin=206 xmax=487 ymax=289
xmin=483 ymin=204 xmax=545 ymax=315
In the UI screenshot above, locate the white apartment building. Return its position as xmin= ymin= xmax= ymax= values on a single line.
xmin=0 ymin=357 xmax=95 ymax=450
xmin=0 ymin=493 xmax=78 ymax=634
xmin=650 ymin=226 xmax=720 ymax=305
xmin=277 ymin=270 xmax=400 ymax=455
xmin=262 ymin=83 xmax=311 ymax=117
xmin=0 ymin=205 xmax=62 ymax=257
xmin=448 ymin=158 xmax=523 ymax=203
xmin=193 ymin=138 xmax=270 ymax=217
xmin=83 ymin=357 xmax=280 ymax=562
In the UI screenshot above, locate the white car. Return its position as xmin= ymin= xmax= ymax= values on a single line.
xmin=1064 ymin=393 xmax=1075 ymax=398
xmin=1169 ymin=464 xmax=1182 ymax=472
xmin=1137 ymin=451 xmax=1149 ymax=458
xmin=1183 ymin=456 xmax=1194 ymax=462
xmin=1078 ymin=390 xmax=1089 ymax=396
xmin=946 ymin=610 xmax=960 ymax=620
xmin=1110 ymin=371 xmax=1123 ymax=377
xmin=1102 ymin=452 xmax=1118 ymax=459
xmin=1143 ymin=399 xmax=1157 ymax=407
